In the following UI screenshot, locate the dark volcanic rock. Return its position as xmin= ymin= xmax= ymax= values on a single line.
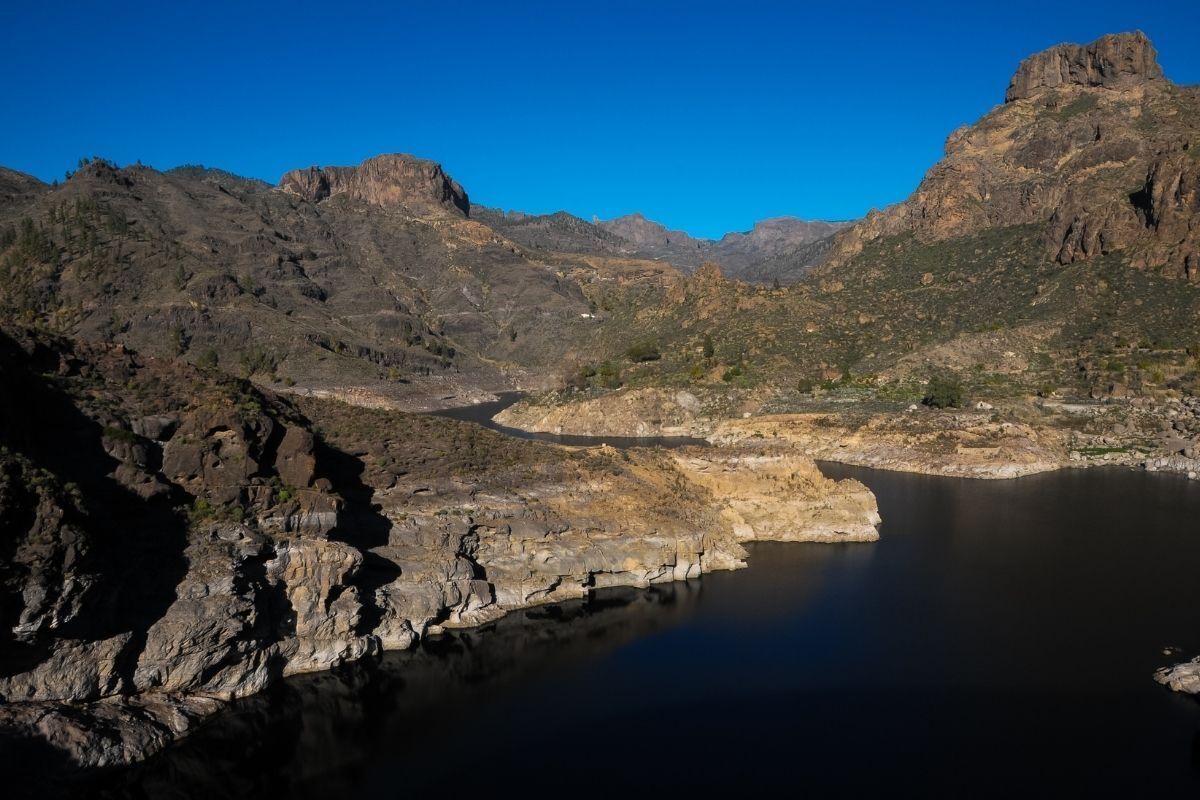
xmin=1006 ymin=31 xmax=1164 ymax=102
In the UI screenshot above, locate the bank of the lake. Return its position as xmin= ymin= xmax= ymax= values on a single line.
xmin=98 ymin=464 xmax=1200 ymax=797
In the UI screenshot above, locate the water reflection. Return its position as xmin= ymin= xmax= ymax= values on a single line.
xmin=93 ymin=467 xmax=1200 ymax=796
xmin=102 ymin=583 xmax=703 ymax=799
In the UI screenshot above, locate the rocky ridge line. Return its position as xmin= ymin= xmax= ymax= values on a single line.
xmin=278 ymin=153 xmax=470 ymax=216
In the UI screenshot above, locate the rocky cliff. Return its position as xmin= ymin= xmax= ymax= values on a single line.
xmin=1005 ymin=31 xmax=1163 ymax=102
xmin=0 ymin=326 xmax=879 ymax=771
xmin=826 ymin=31 xmax=1200 ymax=281
xmin=278 ymin=153 xmax=470 ymax=216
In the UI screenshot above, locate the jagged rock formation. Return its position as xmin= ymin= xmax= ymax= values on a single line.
xmin=0 ymin=325 xmax=879 ymax=769
xmin=0 ymin=326 xmax=371 ymax=711
xmin=278 ymin=154 xmax=470 ymax=217
xmin=827 ymin=32 xmax=1200 ymax=281
xmin=1005 ymin=31 xmax=1163 ymax=102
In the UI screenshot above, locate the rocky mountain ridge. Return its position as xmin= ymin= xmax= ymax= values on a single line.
xmin=826 ymin=31 xmax=1199 ymax=281
xmin=0 ymin=155 xmax=662 ymax=409
xmin=477 ymin=206 xmax=850 ymax=283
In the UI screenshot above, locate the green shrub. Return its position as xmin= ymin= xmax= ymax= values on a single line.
xmin=596 ymin=361 xmax=622 ymax=389
xmin=195 ymin=349 xmax=219 ymax=370
xmin=922 ymin=373 xmax=963 ymax=409
xmin=626 ymin=341 xmax=661 ymax=362
xmin=239 ymin=344 xmax=279 ymax=377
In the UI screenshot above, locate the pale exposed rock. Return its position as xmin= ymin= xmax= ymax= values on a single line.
xmin=673 ymin=447 xmax=880 ymax=542
xmin=1155 ymin=656 xmax=1200 ymax=694
xmin=0 ymin=635 xmax=132 ymax=702
xmin=131 ymin=536 xmax=373 ymax=701
xmin=495 ymin=387 xmax=713 ymax=438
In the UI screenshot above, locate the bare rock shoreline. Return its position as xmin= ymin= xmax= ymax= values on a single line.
xmin=0 ymin=356 xmax=880 ymax=775
xmin=495 ymin=387 xmax=1200 ymax=480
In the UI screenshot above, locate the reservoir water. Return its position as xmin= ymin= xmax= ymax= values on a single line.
xmin=429 ymin=391 xmax=709 ymax=448
xmin=97 ymin=414 xmax=1200 ymax=796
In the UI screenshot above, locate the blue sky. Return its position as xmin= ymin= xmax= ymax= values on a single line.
xmin=2 ymin=1 xmax=1199 ymax=238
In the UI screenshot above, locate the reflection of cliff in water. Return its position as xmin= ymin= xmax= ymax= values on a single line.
xmin=102 ymin=582 xmax=702 ymax=799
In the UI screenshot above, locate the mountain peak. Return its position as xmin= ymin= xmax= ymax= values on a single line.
xmin=277 ymin=153 xmax=469 ymax=216
xmin=1005 ymin=31 xmax=1163 ymax=103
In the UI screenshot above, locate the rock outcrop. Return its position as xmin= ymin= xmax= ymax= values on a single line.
xmin=1005 ymin=32 xmax=1163 ymax=102
xmin=1155 ymin=656 xmax=1200 ymax=694
xmin=277 ymin=153 xmax=469 ymax=216
xmin=824 ymin=32 xmax=1200 ymax=281
xmin=497 ymin=388 xmax=1071 ymax=479
xmin=0 ymin=326 xmax=880 ymax=771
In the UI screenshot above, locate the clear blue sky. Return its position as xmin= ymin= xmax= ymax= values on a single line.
xmin=2 ymin=1 xmax=1199 ymax=238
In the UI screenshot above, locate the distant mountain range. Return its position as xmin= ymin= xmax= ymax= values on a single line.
xmin=473 ymin=206 xmax=851 ymax=283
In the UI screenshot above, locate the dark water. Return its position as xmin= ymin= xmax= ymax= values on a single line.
xmin=95 ymin=464 xmax=1200 ymax=797
xmin=429 ymin=391 xmax=708 ymax=448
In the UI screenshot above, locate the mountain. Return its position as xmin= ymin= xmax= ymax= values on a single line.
xmin=278 ymin=154 xmax=470 ymax=217
xmin=0 ymin=155 xmax=678 ymax=407
xmin=476 ymin=206 xmax=850 ymax=283
xmin=828 ymin=31 xmax=1198 ymax=281
xmin=469 ymin=206 xmax=631 ymax=256
xmin=511 ymin=32 xmax=1200 ymax=406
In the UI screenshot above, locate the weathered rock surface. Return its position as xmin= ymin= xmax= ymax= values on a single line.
xmin=825 ymin=32 xmax=1200 ymax=282
xmin=495 ymin=387 xmax=714 ymax=438
xmin=0 ymin=327 xmax=879 ymax=770
xmin=1005 ymin=31 xmax=1163 ymax=102
xmin=278 ymin=153 xmax=469 ymax=217
xmin=673 ymin=447 xmax=880 ymax=542
xmin=1155 ymin=656 xmax=1200 ymax=694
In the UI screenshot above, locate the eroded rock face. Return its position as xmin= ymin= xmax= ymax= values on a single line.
xmin=824 ymin=32 xmax=1200 ymax=282
xmin=1005 ymin=32 xmax=1163 ymax=102
xmin=277 ymin=153 xmax=469 ymax=217
xmin=0 ymin=328 xmax=881 ymax=771
xmin=672 ymin=447 xmax=880 ymax=542
xmin=0 ymin=327 xmax=363 ymax=715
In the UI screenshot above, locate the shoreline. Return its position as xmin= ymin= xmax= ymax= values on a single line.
xmin=0 ymin=405 xmax=881 ymax=776
xmin=493 ymin=387 xmax=1200 ymax=481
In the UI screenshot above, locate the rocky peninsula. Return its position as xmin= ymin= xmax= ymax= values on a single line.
xmin=0 ymin=326 xmax=879 ymax=771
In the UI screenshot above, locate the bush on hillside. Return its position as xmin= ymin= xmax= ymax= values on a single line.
xmin=922 ymin=373 xmax=963 ymax=409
